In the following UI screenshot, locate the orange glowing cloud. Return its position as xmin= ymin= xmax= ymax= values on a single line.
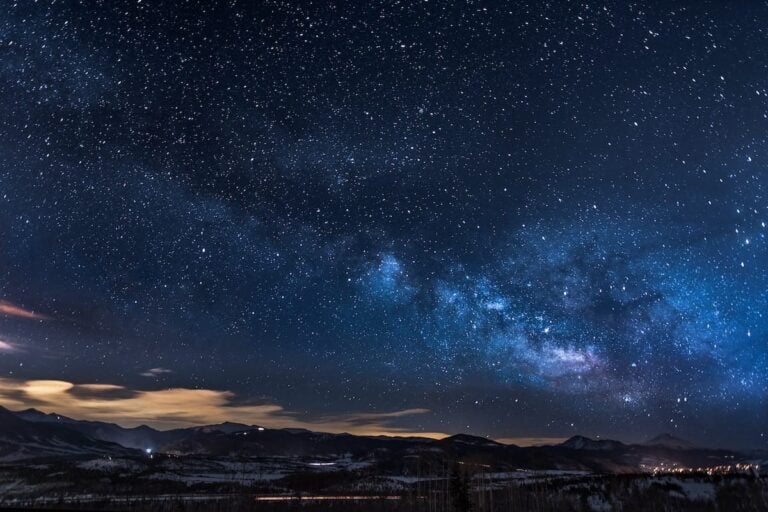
xmin=0 ymin=377 xmax=446 ymax=438
xmin=0 ymin=300 xmax=49 ymax=320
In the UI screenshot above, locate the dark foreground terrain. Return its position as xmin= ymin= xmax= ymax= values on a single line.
xmin=1 ymin=467 xmax=766 ymax=512
xmin=0 ymin=406 xmax=766 ymax=511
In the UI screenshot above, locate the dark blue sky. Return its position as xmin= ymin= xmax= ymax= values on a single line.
xmin=0 ymin=0 xmax=766 ymax=448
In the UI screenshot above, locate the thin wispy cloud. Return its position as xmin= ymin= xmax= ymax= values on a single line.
xmin=0 ymin=300 xmax=49 ymax=320
xmin=0 ymin=339 xmax=20 ymax=353
xmin=140 ymin=367 xmax=173 ymax=378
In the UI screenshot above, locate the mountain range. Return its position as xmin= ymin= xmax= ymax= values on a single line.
xmin=1 ymin=405 xmax=765 ymax=512
xmin=1 ymin=405 xmax=762 ymax=475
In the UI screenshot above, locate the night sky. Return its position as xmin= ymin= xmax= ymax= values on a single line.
xmin=0 ymin=1 xmax=766 ymax=449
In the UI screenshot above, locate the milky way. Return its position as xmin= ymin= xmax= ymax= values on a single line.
xmin=0 ymin=1 xmax=766 ymax=448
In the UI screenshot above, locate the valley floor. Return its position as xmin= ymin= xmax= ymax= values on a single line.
xmin=0 ymin=454 xmax=766 ymax=511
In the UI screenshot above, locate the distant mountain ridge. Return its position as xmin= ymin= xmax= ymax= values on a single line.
xmin=642 ymin=433 xmax=697 ymax=450
xmin=561 ymin=435 xmax=625 ymax=451
xmin=0 ymin=406 xmax=135 ymax=461
xmin=13 ymin=408 xmax=267 ymax=450
xmin=0 ymin=406 xmax=753 ymax=474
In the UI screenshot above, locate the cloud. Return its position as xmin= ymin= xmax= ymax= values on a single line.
xmin=0 ymin=377 xmax=445 ymax=438
xmin=140 ymin=367 xmax=173 ymax=378
xmin=0 ymin=300 xmax=49 ymax=320
xmin=0 ymin=339 xmax=21 ymax=353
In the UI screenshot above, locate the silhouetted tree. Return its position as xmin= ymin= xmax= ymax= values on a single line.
xmin=449 ymin=464 xmax=472 ymax=512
